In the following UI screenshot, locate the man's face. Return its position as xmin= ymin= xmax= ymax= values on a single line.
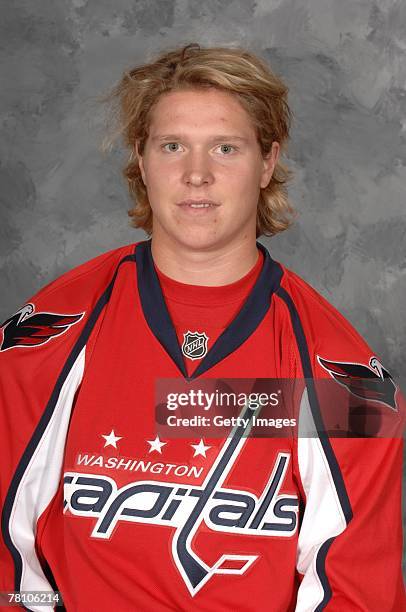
xmin=137 ymin=88 xmax=279 ymax=252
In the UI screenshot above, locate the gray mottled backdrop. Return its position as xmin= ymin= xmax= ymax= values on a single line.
xmin=1 ymin=1 xmax=405 ymax=391
xmin=0 ymin=0 xmax=405 ymax=570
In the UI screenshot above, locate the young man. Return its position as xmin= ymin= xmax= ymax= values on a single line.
xmin=0 ymin=44 xmax=404 ymax=611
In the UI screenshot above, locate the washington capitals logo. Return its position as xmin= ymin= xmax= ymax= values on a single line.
xmin=64 ymin=405 xmax=298 ymax=595
xmin=0 ymin=303 xmax=84 ymax=351
xmin=317 ymin=355 xmax=398 ymax=412
xmin=182 ymin=331 xmax=209 ymax=360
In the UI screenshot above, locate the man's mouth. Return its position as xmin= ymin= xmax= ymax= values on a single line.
xmin=177 ymin=199 xmax=220 ymax=209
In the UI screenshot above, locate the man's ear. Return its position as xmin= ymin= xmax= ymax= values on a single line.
xmin=260 ymin=141 xmax=280 ymax=189
xmin=135 ymin=141 xmax=147 ymax=186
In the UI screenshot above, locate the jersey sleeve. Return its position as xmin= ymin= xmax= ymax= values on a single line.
xmin=0 ymin=245 xmax=134 ymax=611
xmin=294 ymin=388 xmax=405 ymax=611
xmin=279 ymin=275 xmax=406 ymax=611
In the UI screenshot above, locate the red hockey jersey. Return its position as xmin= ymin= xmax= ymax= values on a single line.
xmin=0 ymin=240 xmax=405 ymax=611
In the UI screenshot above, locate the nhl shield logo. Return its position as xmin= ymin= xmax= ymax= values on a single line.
xmin=182 ymin=330 xmax=209 ymax=360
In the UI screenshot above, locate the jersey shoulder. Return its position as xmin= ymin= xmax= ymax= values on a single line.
xmin=276 ymin=264 xmax=404 ymax=417
xmin=28 ymin=242 xmax=137 ymax=305
xmin=0 ymin=242 xmax=138 ymax=356
xmin=277 ymin=264 xmax=374 ymax=366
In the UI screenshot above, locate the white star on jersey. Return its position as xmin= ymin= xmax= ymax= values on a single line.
xmin=102 ymin=429 xmax=122 ymax=449
xmin=147 ymin=435 xmax=167 ymax=454
xmin=191 ymin=439 xmax=211 ymax=458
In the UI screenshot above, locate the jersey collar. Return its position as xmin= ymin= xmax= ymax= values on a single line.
xmin=135 ymin=240 xmax=283 ymax=380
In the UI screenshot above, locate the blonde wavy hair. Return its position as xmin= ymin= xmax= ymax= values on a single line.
xmin=101 ymin=43 xmax=296 ymax=237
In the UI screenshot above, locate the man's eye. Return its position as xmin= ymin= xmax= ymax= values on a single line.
xmin=163 ymin=143 xmax=181 ymax=152
xmin=217 ymin=144 xmax=236 ymax=154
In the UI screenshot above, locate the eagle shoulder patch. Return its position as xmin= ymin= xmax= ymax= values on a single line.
xmin=317 ymin=355 xmax=398 ymax=412
xmin=0 ymin=303 xmax=84 ymax=351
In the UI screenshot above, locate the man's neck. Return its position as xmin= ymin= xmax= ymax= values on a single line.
xmin=150 ymin=237 xmax=260 ymax=286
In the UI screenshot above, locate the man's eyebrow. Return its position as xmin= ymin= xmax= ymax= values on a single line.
xmin=150 ymin=134 xmax=249 ymax=143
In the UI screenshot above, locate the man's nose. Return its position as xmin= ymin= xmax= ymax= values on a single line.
xmin=182 ymin=151 xmax=215 ymax=186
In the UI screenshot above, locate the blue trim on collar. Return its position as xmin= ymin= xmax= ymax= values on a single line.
xmin=135 ymin=240 xmax=283 ymax=380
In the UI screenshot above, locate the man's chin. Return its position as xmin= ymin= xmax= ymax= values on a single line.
xmin=161 ymin=228 xmax=230 ymax=253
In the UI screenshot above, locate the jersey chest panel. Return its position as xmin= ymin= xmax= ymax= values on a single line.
xmin=39 ymin=272 xmax=300 ymax=611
